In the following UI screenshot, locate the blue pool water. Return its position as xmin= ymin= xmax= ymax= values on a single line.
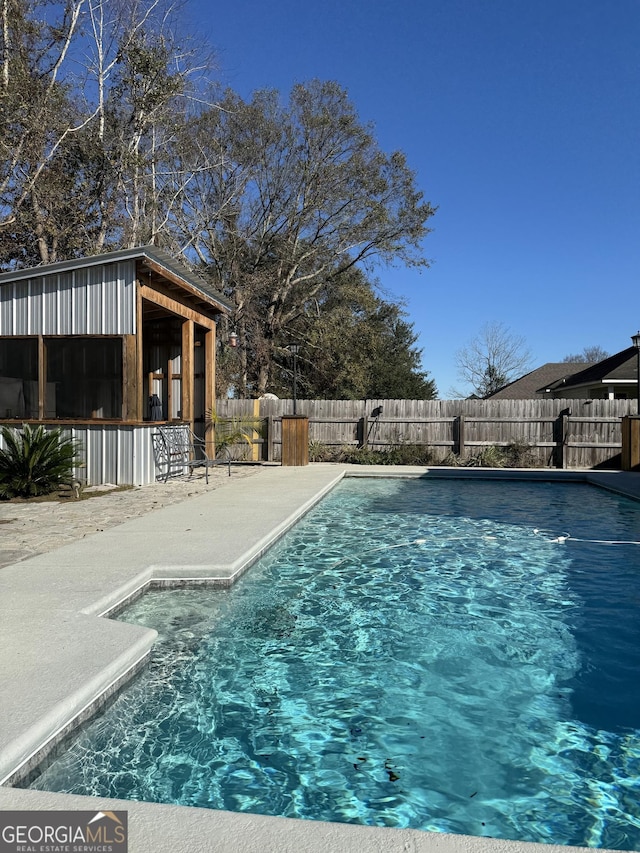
xmin=27 ymin=479 xmax=640 ymax=848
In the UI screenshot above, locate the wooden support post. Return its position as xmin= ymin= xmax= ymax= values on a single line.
xmin=181 ymin=319 xmax=194 ymax=428
xmin=204 ymin=329 xmax=215 ymax=416
xmin=123 ymin=335 xmax=138 ymax=420
xmin=167 ymin=359 xmax=173 ymax=420
xmin=136 ymin=286 xmax=144 ymax=424
xmin=204 ymin=328 xmax=216 ymax=457
xmin=37 ymin=335 xmax=45 ymax=420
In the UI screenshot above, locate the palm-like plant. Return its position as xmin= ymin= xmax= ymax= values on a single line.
xmin=204 ymin=409 xmax=264 ymax=460
xmin=0 ymin=424 xmax=81 ymax=499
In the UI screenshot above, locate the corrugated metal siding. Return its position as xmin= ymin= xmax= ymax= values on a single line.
xmin=74 ymin=425 xmax=156 ymax=485
xmin=0 ymin=260 xmax=136 ymax=336
xmin=14 ymin=281 xmax=28 ymax=333
xmin=0 ymin=283 xmax=10 ymax=331
xmin=0 ymin=424 xmax=158 ymax=486
xmin=29 ymin=278 xmax=43 ymax=334
xmin=134 ymin=427 xmax=157 ymax=485
xmin=58 ymin=272 xmax=73 ymax=334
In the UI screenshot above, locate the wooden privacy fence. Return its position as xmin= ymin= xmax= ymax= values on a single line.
xmin=213 ymin=398 xmax=638 ymax=469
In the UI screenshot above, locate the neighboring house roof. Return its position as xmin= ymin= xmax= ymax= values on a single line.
xmin=539 ymin=347 xmax=639 ymax=393
xmin=0 ymin=245 xmax=232 ymax=314
xmin=485 ymin=363 xmax=587 ymax=399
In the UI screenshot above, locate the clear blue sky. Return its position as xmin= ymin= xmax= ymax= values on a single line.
xmin=186 ymin=0 xmax=640 ymax=396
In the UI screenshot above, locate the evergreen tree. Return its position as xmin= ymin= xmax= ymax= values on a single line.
xmin=265 ymin=268 xmax=436 ymax=400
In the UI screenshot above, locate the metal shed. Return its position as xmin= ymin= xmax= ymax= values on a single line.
xmin=0 ymin=247 xmax=231 ymax=485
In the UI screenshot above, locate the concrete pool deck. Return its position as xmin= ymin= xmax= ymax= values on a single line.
xmin=1 ymin=464 xmax=639 ymax=853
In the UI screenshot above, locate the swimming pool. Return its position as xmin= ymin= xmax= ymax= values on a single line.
xmin=26 ymin=479 xmax=640 ymax=849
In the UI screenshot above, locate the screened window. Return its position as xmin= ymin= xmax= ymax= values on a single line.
xmin=0 ymin=338 xmax=37 ymax=418
xmin=46 ymin=338 xmax=123 ymax=419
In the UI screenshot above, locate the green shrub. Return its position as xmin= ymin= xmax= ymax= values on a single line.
xmin=312 ymin=440 xmax=539 ymax=469
xmin=463 ymin=441 xmax=539 ymax=468
xmin=466 ymin=445 xmax=507 ymax=468
xmin=0 ymin=424 xmax=81 ymax=499
xmin=339 ymin=446 xmax=382 ymax=465
xmin=438 ymin=451 xmax=464 ymax=467
xmin=339 ymin=444 xmax=435 ymax=465
xmin=308 ymin=441 xmax=342 ymax=462
xmin=502 ymin=440 xmax=538 ymax=468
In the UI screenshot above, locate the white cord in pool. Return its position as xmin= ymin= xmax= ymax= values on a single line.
xmin=533 ymin=528 xmax=640 ymax=546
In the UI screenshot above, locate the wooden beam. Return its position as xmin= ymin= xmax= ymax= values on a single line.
xmin=141 ymin=257 xmax=228 ymax=313
xmin=182 ymin=320 xmax=194 ymax=427
xmin=139 ymin=284 xmax=216 ymax=329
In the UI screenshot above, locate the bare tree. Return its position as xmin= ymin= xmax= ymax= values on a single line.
xmin=454 ymin=322 xmax=532 ymax=398
xmin=562 ymin=345 xmax=609 ymax=364
xmin=0 ymin=0 xmax=211 ymax=264
xmin=0 ymin=0 xmax=93 ymax=262
xmin=72 ymin=0 xmax=214 ymax=251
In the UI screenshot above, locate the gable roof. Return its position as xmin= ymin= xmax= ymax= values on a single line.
xmin=485 ymin=363 xmax=587 ymax=399
xmin=0 ymin=245 xmax=232 ymax=313
xmin=540 ymin=347 xmax=639 ymax=392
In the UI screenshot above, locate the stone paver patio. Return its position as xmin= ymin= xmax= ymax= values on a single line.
xmin=0 ymin=465 xmax=260 ymax=568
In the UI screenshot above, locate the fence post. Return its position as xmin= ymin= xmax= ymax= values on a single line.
xmin=251 ymin=398 xmax=261 ymax=461
xmin=456 ymin=415 xmax=465 ymax=458
xmin=266 ymin=415 xmax=274 ymax=462
xmin=621 ymin=415 xmax=640 ymax=471
xmin=553 ymin=413 xmax=562 ymax=468
xmin=281 ymin=415 xmax=309 ymax=466
xmin=359 ymin=415 xmax=368 ymax=449
xmin=561 ymin=413 xmax=570 ymax=469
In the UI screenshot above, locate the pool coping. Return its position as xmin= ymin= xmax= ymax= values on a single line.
xmin=1 ymin=464 xmax=639 ymax=853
